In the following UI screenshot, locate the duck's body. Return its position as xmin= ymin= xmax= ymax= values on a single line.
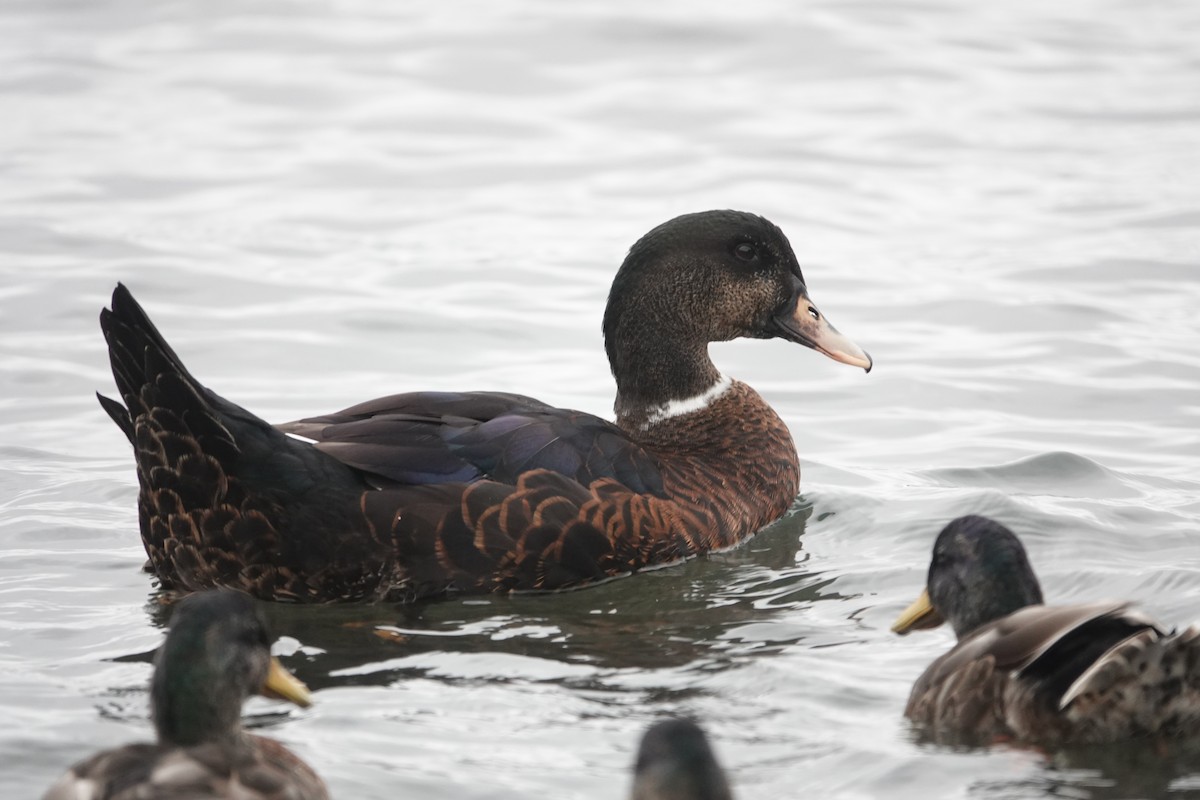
xmin=99 ymin=210 xmax=870 ymax=603
xmin=42 ymin=590 xmax=326 ymax=800
xmin=893 ymin=516 xmax=1200 ymax=747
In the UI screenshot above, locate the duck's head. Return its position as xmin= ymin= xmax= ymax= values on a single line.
xmin=603 ymin=211 xmax=871 ymax=423
xmin=151 ymin=589 xmax=312 ymax=746
xmin=892 ymin=515 xmax=1045 ymax=639
xmin=631 ymin=718 xmax=733 ymax=800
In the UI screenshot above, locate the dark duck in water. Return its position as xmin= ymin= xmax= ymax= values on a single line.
xmin=893 ymin=515 xmax=1200 ymax=746
xmin=99 ymin=210 xmax=872 ymax=603
xmin=42 ymin=590 xmax=327 ymax=800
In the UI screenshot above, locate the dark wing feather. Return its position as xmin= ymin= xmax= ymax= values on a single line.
xmin=918 ymin=602 xmax=1131 ymax=691
xmin=1017 ymin=604 xmax=1161 ymax=702
xmin=279 ymin=392 xmax=667 ymax=496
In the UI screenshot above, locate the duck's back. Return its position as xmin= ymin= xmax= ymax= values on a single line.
xmin=42 ymin=735 xmax=328 ymax=800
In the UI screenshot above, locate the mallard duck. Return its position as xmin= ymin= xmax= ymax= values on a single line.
xmin=892 ymin=515 xmax=1200 ymax=746
xmin=631 ymin=719 xmax=733 ymax=800
xmin=42 ymin=589 xmax=327 ymax=799
xmin=99 ymin=210 xmax=871 ymax=603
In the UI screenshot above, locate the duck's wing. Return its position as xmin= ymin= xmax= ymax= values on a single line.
xmin=279 ymin=391 xmax=666 ymax=496
xmin=912 ymin=603 xmax=1133 ymax=695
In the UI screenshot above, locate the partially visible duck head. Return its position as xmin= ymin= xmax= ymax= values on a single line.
xmin=151 ymin=589 xmax=313 ymax=747
xmin=892 ymin=515 xmax=1046 ymax=639
xmin=603 ymin=210 xmax=871 ymax=427
xmin=631 ymin=718 xmax=733 ymax=800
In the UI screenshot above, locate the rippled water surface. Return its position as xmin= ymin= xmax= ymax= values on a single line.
xmin=3 ymin=1 xmax=1200 ymax=797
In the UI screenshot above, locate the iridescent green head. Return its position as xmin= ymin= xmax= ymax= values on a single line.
xmin=151 ymin=589 xmax=311 ymax=746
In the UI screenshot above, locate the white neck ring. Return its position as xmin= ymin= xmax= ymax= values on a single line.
xmin=641 ymin=374 xmax=733 ymax=429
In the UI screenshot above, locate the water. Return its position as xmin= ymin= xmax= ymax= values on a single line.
xmin=2 ymin=1 xmax=1199 ymax=797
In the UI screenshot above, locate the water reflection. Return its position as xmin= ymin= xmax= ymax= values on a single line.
xmin=268 ymin=504 xmax=828 ymax=687
xmin=125 ymin=503 xmax=827 ymax=692
xmin=1046 ymin=739 xmax=1200 ymax=799
xmin=956 ymin=738 xmax=1200 ymax=800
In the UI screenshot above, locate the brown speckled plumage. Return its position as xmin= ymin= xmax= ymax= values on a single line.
xmin=894 ymin=516 xmax=1200 ymax=746
xmin=99 ymin=211 xmax=869 ymax=603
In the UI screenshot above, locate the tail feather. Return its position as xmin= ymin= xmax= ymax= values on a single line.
xmin=98 ymin=283 xmax=377 ymax=600
xmin=97 ymin=391 xmax=134 ymax=443
xmin=101 ymin=283 xmax=196 ymax=399
xmin=99 ymin=284 xmax=242 ymax=463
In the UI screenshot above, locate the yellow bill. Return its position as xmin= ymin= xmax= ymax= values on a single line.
xmin=891 ymin=588 xmax=945 ymax=635
xmin=261 ymin=657 xmax=313 ymax=708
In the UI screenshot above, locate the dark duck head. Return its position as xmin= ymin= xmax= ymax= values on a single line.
xmin=602 ymin=210 xmax=872 ymax=430
xmin=631 ymin=718 xmax=733 ymax=800
xmin=892 ymin=515 xmax=1045 ymax=639
xmin=152 ymin=589 xmax=312 ymax=747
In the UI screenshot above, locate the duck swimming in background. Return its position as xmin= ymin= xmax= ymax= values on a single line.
xmin=631 ymin=719 xmax=733 ymax=800
xmin=42 ymin=590 xmax=327 ymax=800
xmin=99 ymin=210 xmax=871 ymax=603
xmin=893 ymin=515 xmax=1200 ymax=746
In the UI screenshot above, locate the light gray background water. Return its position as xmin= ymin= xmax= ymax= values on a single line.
xmin=2 ymin=1 xmax=1199 ymax=797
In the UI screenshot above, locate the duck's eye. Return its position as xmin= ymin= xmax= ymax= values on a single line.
xmin=733 ymin=242 xmax=758 ymax=262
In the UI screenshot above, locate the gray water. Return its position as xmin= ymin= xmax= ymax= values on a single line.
xmin=3 ymin=1 xmax=1200 ymax=797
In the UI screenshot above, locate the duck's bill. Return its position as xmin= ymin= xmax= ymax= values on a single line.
xmin=261 ymin=657 xmax=313 ymax=708
xmin=891 ymin=589 xmax=945 ymax=635
xmin=773 ymin=291 xmax=872 ymax=372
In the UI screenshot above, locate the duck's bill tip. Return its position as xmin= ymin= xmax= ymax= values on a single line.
xmin=262 ymin=657 xmax=313 ymax=708
xmin=773 ymin=293 xmax=872 ymax=372
xmin=820 ymin=345 xmax=873 ymax=372
xmin=891 ymin=589 xmax=944 ymax=635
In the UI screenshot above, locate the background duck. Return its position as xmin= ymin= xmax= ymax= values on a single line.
xmin=893 ymin=515 xmax=1200 ymax=746
xmin=42 ymin=589 xmax=326 ymax=800
xmin=99 ymin=210 xmax=871 ymax=603
xmin=630 ymin=718 xmax=733 ymax=800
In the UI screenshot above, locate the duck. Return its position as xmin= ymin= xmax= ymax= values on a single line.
xmin=892 ymin=515 xmax=1200 ymax=746
xmin=42 ymin=589 xmax=327 ymax=800
xmin=631 ymin=719 xmax=733 ymax=800
xmin=99 ymin=210 xmax=872 ymax=603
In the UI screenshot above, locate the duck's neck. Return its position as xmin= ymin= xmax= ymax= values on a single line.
xmin=608 ymin=326 xmax=725 ymax=431
xmin=152 ymin=660 xmax=243 ymax=747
